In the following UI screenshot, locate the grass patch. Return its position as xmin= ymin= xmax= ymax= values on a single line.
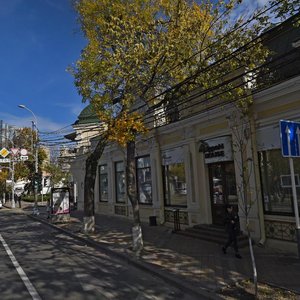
xmin=22 ymin=194 xmax=51 ymax=202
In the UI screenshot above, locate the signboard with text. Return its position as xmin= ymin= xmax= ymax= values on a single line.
xmin=201 ymin=136 xmax=233 ymax=164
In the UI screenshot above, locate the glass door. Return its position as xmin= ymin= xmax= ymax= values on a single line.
xmin=209 ymin=162 xmax=238 ymax=225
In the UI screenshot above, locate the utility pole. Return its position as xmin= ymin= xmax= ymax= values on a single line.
xmin=34 ymin=120 xmax=39 ymax=214
xmin=18 ymin=104 xmax=39 ymax=215
xmin=12 ymin=161 xmax=15 ymax=208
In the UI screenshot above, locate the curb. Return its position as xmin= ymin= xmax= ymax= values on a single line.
xmin=27 ymin=214 xmax=221 ymax=300
xmin=259 ymin=280 xmax=300 ymax=296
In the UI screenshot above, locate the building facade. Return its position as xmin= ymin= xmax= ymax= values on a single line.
xmin=69 ymin=15 xmax=300 ymax=250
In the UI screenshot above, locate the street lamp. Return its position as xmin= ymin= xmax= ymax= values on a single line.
xmin=18 ymin=104 xmax=39 ymax=214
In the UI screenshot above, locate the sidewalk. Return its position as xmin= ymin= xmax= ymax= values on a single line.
xmin=3 ymin=201 xmax=300 ymax=298
xmin=71 ymin=211 xmax=300 ymax=294
xmin=2 ymin=199 xmax=46 ymax=210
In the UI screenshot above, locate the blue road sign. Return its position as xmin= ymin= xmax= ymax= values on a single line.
xmin=280 ymin=120 xmax=300 ymax=157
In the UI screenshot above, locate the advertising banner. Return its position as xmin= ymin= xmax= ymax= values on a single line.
xmin=51 ymin=188 xmax=70 ymax=215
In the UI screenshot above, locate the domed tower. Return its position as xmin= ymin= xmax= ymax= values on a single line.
xmin=65 ymin=104 xmax=102 ymax=154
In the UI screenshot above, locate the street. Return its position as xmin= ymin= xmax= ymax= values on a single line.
xmin=0 ymin=209 xmax=198 ymax=300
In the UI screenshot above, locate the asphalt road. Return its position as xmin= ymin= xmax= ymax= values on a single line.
xmin=0 ymin=209 xmax=200 ymax=300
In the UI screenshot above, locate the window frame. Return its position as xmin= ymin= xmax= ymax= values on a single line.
xmin=99 ymin=164 xmax=108 ymax=202
xmin=163 ymin=162 xmax=187 ymax=208
xmin=115 ymin=161 xmax=126 ymax=203
xmin=136 ymin=155 xmax=152 ymax=205
xmin=258 ymin=149 xmax=300 ymax=216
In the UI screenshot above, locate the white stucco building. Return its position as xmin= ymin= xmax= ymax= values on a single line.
xmin=68 ymin=15 xmax=300 ymax=251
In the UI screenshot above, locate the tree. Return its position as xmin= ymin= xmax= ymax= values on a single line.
xmin=43 ymin=163 xmax=70 ymax=188
xmin=12 ymin=127 xmax=34 ymax=181
xmin=270 ymin=0 xmax=300 ymax=19
xmin=71 ymin=3 xmax=299 ymax=298
xmin=227 ymin=109 xmax=260 ymax=297
xmin=72 ymin=0 xmax=277 ymax=252
xmin=12 ymin=127 xmax=47 ymax=192
xmin=0 ymin=169 xmax=9 ymax=196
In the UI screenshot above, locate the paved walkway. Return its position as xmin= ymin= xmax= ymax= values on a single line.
xmin=2 ymin=200 xmax=300 ymax=298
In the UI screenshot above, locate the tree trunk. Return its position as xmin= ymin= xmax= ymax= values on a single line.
xmin=126 ymin=140 xmax=143 ymax=253
xmin=83 ymin=134 xmax=107 ymax=233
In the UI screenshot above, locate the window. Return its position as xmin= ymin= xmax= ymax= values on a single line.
xmin=136 ymin=156 xmax=152 ymax=204
xmin=259 ymin=149 xmax=300 ymax=215
xmin=115 ymin=161 xmax=126 ymax=203
xmin=99 ymin=164 xmax=108 ymax=202
xmin=163 ymin=163 xmax=187 ymax=207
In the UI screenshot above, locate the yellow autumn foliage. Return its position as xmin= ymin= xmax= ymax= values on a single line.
xmin=72 ymin=0 xmax=270 ymax=146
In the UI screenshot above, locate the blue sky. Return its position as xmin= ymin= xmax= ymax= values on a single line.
xmin=0 ymin=0 xmax=87 ymax=132
xmin=0 ymin=0 xmax=269 ymax=133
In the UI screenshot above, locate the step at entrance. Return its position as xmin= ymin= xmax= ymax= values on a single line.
xmin=176 ymin=224 xmax=249 ymax=248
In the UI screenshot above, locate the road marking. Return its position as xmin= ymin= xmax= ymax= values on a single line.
xmin=0 ymin=234 xmax=41 ymax=300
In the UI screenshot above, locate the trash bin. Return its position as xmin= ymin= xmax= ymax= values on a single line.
xmin=149 ymin=216 xmax=157 ymax=226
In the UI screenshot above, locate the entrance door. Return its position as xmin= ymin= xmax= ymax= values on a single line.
xmin=209 ymin=162 xmax=238 ymax=225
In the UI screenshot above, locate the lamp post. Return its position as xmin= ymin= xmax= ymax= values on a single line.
xmin=18 ymin=104 xmax=39 ymax=214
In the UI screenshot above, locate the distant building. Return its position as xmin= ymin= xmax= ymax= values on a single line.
xmin=0 ymin=120 xmax=16 ymax=148
xmin=64 ymin=104 xmax=102 ymax=204
xmin=57 ymin=146 xmax=76 ymax=173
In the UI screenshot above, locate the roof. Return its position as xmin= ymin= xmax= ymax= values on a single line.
xmin=64 ymin=132 xmax=76 ymax=141
xmin=74 ymin=104 xmax=100 ymax=125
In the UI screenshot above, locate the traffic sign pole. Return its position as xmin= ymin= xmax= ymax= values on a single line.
xmin=282 ymin=120 xmax=300 ymax=258
xmin=289 ymin=157 xmax=300 ymax=258
xmin=297 ymin=127 xmax=300 ymax=154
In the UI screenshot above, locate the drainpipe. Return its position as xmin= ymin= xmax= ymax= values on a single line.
xmin=153 ymin=128 xmax=164 ymax=224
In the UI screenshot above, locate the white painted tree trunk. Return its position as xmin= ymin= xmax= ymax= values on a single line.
xmin=83 ymin=216 xmax=95 ymax=233
xmin=132 ymin=224 xmax=143 ymax=254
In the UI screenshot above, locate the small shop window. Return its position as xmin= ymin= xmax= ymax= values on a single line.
xmin=259 ymin=149 xmax=300 ymax=215
xmin=136 ymin=156 xmax=152 ymax=204
xmin=163 ymin=163 xmax=187 ymax=207
xmin=115 ymin=161 xmax=126 ymax=203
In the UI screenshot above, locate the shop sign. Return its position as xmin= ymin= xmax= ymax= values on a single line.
xmin=200 ymin=136 xmax=233 ymax=164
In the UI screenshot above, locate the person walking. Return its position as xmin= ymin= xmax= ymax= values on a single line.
xmin=222 ymin=204 xmax=242 ymax=259
xmin=14 ymin=191 xmax=22 ymax=208
xmin=17 ymin=194 xmax=22 ymax=208
xmin=46 ymin=199 xmax=51 ymax=219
